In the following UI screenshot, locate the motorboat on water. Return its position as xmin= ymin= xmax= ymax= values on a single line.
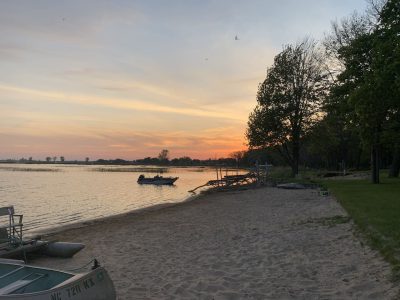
xmin=137 ymin=174 xmax=178 ymax=185
xmin=0 ymin=258 xmax=116 ymax=299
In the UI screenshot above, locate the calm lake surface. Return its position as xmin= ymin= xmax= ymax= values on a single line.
xmin=0 ymin=164 xmax=225 ymax=235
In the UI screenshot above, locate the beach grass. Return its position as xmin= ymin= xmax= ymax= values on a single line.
xmin=322 ymin=176 xmax=400 ymax=278
xmin=0 ymin=166 xmax=60 ymax=172
xmin=267 ymin=166 xmax=320 ymax=184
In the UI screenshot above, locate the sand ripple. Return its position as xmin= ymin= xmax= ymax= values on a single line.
xmin=34 ymin=188 xmax=398 ymax=299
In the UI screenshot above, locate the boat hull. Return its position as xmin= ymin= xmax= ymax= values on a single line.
xmin=0 ymin=240 xmax=85 ymax=259
xmin=0 ymin=264 xmax=116 ymax=299
xmin=42 ymin=242 xmax=85 ymax=258
xmin=137 ymin=176 xmax=178 ymax=185
xmin=0 ymin=240 xmax=48 ymax=259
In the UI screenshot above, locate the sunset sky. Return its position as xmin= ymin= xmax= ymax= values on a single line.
xmin=0 ymin=0 xmax=367 ymax=160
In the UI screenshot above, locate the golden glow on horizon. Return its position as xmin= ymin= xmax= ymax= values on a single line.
xmin=0 ymin=83 xmax=248 ymax=159
xmin=0 ymin=127 xmax=246 ymax=160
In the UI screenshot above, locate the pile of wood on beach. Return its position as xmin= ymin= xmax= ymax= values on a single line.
xmin=189 ymin=172 xmax=258 ymax=193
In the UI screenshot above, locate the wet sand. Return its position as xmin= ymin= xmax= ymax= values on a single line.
xmin=34 ymin=187 xmax=398 ymax=299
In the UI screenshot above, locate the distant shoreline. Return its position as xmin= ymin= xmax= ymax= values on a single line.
xmin=0 ymin=160 xmax=245 ymax=168
xmin=0 ymin=161 xmax=206 ymax=166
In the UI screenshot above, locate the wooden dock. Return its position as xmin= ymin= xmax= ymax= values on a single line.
xmin=189 ymin=172 xmax=257 ymax=193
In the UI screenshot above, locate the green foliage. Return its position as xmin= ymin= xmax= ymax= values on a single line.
xmin=322 ymin=0 xmax=400 ymax=182
xmin=304 ymin=116 xmax=362 ymax=169
xmin=337 ymin=32 xmax=381 ymax=145
xmin=244 ymin=1 xmax=399 ymax=178
xmin=376 ymin=0 xmax=400 ymax=177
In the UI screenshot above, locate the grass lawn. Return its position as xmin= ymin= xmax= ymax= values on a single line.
xmin=322 ymin=176 xmax=400 ymax=277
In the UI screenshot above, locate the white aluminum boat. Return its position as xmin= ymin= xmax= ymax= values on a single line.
xmin=0 ymin=259 xmax=116 ymax=299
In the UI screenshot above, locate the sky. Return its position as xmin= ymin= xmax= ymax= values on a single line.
xmin=0 ymin=0 xmax=368 ymax=160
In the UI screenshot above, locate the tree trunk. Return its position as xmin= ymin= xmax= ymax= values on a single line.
xmin=292 ymin=140 xmax=300 ymax=177
xmin=371 ymin=144 xmax=380 ymax=184
xmin=389 ymin=144 xmax=400 ymax=178
xmin=291 ymin=161 xmax=299 ymax=177
xmin=356 ymin=147 xmax=362 ymax=170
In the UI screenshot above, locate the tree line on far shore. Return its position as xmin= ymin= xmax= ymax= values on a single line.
xmin=0 ymin=153 xmax=241 ymax=167
xmin=0 ymin=148 xmax=279 ymax=168
xmin=246 ymin=0 xmax=399 ymax=183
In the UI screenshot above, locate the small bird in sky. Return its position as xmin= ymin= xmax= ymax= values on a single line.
xmin=235 ymin=35 xmax=239 ymax=40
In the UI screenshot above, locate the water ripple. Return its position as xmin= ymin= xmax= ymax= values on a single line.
xmin=0 ymin=164 xmax=223 ymax=235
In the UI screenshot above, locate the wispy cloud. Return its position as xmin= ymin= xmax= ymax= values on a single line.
xmin=0 ymin=84 xmax=244 ymax=121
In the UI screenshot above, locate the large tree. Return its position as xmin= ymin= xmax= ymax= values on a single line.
xmin=247 ymin=39 xmax=328 ymax=176
xmin=316 ymin=13 xmax=372 ymax=173
xmin=378 ymin=0 xmax=400 ymax=177
xmin=158 ymin=149 xmax=170 ymax=164
xmin=330 ymin=0 xmax=399 ymax=183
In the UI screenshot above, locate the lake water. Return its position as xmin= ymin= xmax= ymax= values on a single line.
xmin=0 ymin=164 xmax=226 ymax=235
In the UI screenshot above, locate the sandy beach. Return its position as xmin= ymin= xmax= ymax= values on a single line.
xmin=33 ymin=187 xmax=398 ymax=299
